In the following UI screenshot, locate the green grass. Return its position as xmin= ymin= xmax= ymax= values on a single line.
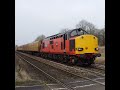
xmin=101 ymin=53 xmax=105 ymax=57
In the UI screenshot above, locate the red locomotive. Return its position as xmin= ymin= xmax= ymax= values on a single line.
xmin=17 ymin=28 xmax=101 ymax=66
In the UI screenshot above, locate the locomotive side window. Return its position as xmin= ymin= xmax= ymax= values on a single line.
xmin=70 ymin=30 xmax=77 ymax=37
xmin=69 ymin=39 xmax=75 ymax=51
xmin=50 ymin=41 xmax=53 ymax=44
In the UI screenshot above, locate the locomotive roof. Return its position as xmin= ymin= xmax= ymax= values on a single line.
xmin=45 ymin=28 xmax=86 ymax=39
xmin=45 ymin=32 xmax=64 ymax=39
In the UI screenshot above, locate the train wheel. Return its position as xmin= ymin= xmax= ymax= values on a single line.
xmin=69 ymin=56 xmax=78 ymax=65
xmin=63 ymin=56 xmax=68 ymax=63
xmin=76 ymin=58 xmax=85 ymax=66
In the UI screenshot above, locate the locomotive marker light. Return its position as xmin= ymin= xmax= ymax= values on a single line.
xmin=95 ymin=47 xmax=99 ymax=51
xmin=78 ymin=48 xmax=83 ymax=51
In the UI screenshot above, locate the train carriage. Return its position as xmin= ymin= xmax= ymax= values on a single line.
xmin=17 ymin=41 xmax=41 ymax=56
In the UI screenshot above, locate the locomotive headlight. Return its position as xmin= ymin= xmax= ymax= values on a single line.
xmin=78 ymin=48 xmax=83 ymax=51
xmin=95 ymin=47 xmax=99 ymax=51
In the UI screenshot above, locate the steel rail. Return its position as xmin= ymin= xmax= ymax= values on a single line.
xmin=74 ymin=66 xmax=105 ymax=77
xmin=16 ymin=53 xmax=75 ymax=90
xmin=16 ymin=51 xmax=105 ymax=86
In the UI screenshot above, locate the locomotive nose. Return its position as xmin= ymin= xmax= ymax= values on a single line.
xmin=75 ymin=35 xmax=99 ymax=54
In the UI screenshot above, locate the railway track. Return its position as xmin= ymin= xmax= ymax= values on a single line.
xmin=16 ymin=53 xmax=73 ymax=90
xmin=16 ymin=51 xmax=105 ymax=90
xmin=92 ymin=63 xmax=105 ymax=70
xmin=15 ymin=53 xmax=55 ymax=90
xmin=73 ymin=65 xmax=105 ymax=77
xmin=74 ymin=63 xmax=105 ymax=77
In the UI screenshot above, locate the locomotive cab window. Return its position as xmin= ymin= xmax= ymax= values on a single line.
xmin=69 ymin=29 xmax=88 ymax=38
xmin=70 ymin=30 xmax=77 ymax=37
xmin=77 ymin=29 xmax=88 ymax=35
xmin=77 ymin=29 xmax=84 ymax=36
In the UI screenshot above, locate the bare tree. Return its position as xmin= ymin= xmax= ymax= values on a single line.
xmin=76 ymin=20 xmax=96 ymax=34
xmin=94 ymin=28 xmax=105 ymax=46
xmin=59 ymin=28 xmax=69 ymax=33
xmin=76 ymin=19 xmax=105 ymax=46
xmin=34 ymin=34 xmax=45 ymax=42
xmin=98 ymin=28 xmax=105 ymax=46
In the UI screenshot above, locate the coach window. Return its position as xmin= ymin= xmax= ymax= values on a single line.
xmin=70 ymin=30 xmax=77 ymax=37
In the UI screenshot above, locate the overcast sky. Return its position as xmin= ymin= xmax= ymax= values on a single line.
xmin=15 ymin=0 xmax=105 ymax=46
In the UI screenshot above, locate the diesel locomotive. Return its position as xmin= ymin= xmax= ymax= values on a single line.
xmin=17 ymin=28 xmax=101 ymax=66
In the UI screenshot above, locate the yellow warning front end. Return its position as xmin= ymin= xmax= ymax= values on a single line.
xmin=74 ymin=34 xmax=101 ymax=66
xmin=75 ymin=35 xmax=99 ymax=54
